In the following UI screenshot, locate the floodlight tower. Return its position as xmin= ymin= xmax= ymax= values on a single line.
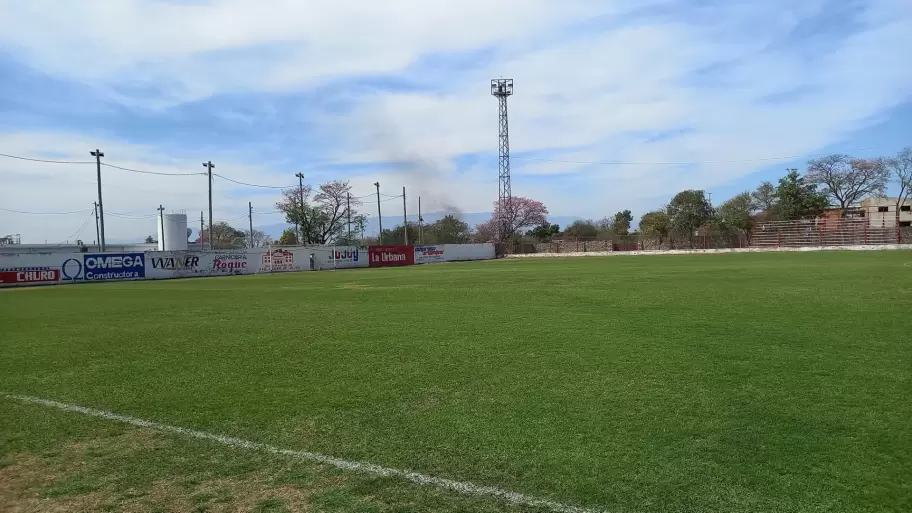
xmin=491 ymin=78 xmax=513 ymax=244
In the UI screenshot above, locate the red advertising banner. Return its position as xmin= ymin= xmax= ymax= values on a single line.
xmin=368 ymin=245 xmax=415 ymax=267
xmin=0 ymin=268 xmax=60 ymax=284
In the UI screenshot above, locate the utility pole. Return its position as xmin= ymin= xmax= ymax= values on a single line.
xmin=202 ymin=161 xmax=215 ymax=250
xmin=374 ymin=182 xmax=382 ymax=243
xmin=93 ymin=202 xmax=101 ymax=251
xmin=418 ymin=196 xmax=422 ymax=245
xmin=295 ymin=172 xmax=305 ymax=244
xmin=346 ymin=192 xmax=352 ymax=242
xmin=90 ymin=149 xmax=106 ymax=251
xmin=157 ymin=205 xmax=166 ymax=251
xmin=402 ymin=186 xmax=408 ymax=245
xmin=248 ymin=201 xmax=254 ymax=248
xmin=199 ymin=211 xmax=204 ymax=248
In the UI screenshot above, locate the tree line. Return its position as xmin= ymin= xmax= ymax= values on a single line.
xmin=526 ymin=147 xmax=912 ymax=244
xmin=177 ymin=147 xmax=910 ymax=249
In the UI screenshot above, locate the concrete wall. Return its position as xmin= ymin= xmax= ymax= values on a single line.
xmin=1 ymin=243 xmax=496 ymax=288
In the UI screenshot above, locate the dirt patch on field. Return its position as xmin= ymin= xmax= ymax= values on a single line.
xmin=339 ymin=283 xmax=371 ymax=290
xmin=0 ymin=429 xmax=333 ymax=513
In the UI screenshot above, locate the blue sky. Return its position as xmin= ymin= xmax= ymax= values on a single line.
xmin=1 ymin=0 xmax=910 ymax=243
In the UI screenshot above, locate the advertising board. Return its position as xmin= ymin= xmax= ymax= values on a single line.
xmin=414 ymin=245 xmax=445 ymax=264
xmin=149 ymin=253 xmax=202 ymax=273
xmin=146 ymin=250 xmax=261 ymax=279
xmin=61 ymin=253 xmax=145 ymax=282
xmin=0 ymin=267 xmax=60 ymax=285
xmin=368 ymin=245 xmax=414 ymax=267
xmin=211 ymin=252 xmax=249 ymax=274
xmin=442 ymin=243 xmax=495 ymax=261
xmin=260 ymin=248 xmax=303 ymax=273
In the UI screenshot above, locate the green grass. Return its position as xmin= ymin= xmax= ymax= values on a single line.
xmin=2 ymin=252 xmax=911 ymax=512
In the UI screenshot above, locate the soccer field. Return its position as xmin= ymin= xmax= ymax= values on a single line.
xmin=2 ymin=252 xmax=910 ymax=512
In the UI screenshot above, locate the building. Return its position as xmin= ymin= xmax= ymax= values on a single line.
xmin=859 ymin=197 xmax=912 ymax=227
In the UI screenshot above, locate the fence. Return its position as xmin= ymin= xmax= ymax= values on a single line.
xmin=750 ymin=218 xmax=903 ymax=248
xmin=513 ymin=219 xmax=911 ymax=254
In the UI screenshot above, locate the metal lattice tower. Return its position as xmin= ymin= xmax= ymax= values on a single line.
xmin=491 ymin=79 xmax=513 ymax=244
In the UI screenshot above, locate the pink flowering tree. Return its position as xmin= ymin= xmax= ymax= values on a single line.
xmin=475 ymin=197 xmax=549 ymax=241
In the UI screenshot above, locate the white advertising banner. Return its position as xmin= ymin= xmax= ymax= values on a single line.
xmin=258 ymin=247 xmax=315 ymax=273
xmin=441 ymin=244 xmax=495 ymax=262
xmin=311 ymin=246 xmax=369 ymax=270
xmin=414 ymin=245 xmax=446 ymax=264
xmin=145 ymin=250 xmax=265 ymax=279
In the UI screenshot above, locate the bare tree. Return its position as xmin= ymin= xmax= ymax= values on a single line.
xmin=244 ymin=229 xmax=272 ymax=248
xmin=886 ymin=147 xmax=912 ymax=224
xmin=276 ymin=180 xmax=362 ymax=244
xmin=805 ymin=154 xmax=889 ymax=216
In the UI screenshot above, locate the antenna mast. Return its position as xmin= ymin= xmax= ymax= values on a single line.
xmin=491 ymin=79 xmax=514 ymax=248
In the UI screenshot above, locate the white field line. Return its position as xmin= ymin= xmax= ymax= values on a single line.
xmin=4 ymin=393 xmax=603 ymax=513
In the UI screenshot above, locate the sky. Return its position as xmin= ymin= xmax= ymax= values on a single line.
xmin=1 ymin=0 xmax=911 ymax=243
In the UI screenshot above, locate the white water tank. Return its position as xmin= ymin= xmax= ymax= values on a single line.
xmin=157 ymin=213 xmax=189 ymax=251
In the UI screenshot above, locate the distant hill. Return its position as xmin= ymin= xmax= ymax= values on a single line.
xmin=256 ymin=211 xmax=583 ymax=239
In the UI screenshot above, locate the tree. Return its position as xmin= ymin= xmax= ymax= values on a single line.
xmin=595 ymin=217 xmax=613 ymax=234
xmin=487 ymin=197 xmax=549 ymax=238
xmin=276 ymin=180 xmax=363 ymax=244
xmin=244 ymin=229 xmax=272 ymax=248
xmin=144 ymin=235 xmax=155 ymax=244
xmin=564 ymin=219 xmax=598 ymax=238
xmin=473 ymin=220 xmax=496 ymax=242
xmin=200 ymin=221 xmax=246 ymax=249
xmin=527 ymin=223 xmax=560 ymax=241
xmin=610 ymin=210 xmax=633 ymax=235
xmin=638 ymin=210 xmax=670 ymax=242
xmin=751 ymin=181 xmax=777 ymax=218
xmin=887 ymin=147 xmax=912 ymax=223
xmin=774 ymin=169 xmax=829 ymax=220
xmin=805 ymin=155 xmax=889 ymax=216
xmin=426 ymin=215 xmax=471 ymax=244
xmin=666 ymin=190 xmax=713 ymax=242
xmin=277 ymin=228 xmax=299 ymax=246
xmin=380 ymin=222 xmax=420 ymax=245
xmin=716 ymin=192 xmax=756 ymax=235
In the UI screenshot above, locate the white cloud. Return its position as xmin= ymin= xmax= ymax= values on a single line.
xmin=1 ymin=0 xmax=911 ymax=242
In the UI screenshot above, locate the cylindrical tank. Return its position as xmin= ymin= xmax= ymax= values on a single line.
xmin=157 ymin=213 xmax=189 ymax=251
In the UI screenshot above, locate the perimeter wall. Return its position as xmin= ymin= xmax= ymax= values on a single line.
xmin=0 ymin=243 xmax=495 ymax=288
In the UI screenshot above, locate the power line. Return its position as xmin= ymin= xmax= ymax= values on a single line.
xmin=58 ymin=211 xmax=95 ymax=243
xmin=101 ymin=162 xmax=204 ymax=176
xmin=0 ymin=151 xmax=204 ymax=175
xmin=0 ymin=206 xmax=94 ymax=215
xmin=3 ymin=143 xmax=903 ymax=172
xmin=106 ymin=211 xmax=159 ymax=219
xmin=0 ymin=152 xmax=93 ymax=164
xmin=212 ymin=173 xmax=294 ymax=189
